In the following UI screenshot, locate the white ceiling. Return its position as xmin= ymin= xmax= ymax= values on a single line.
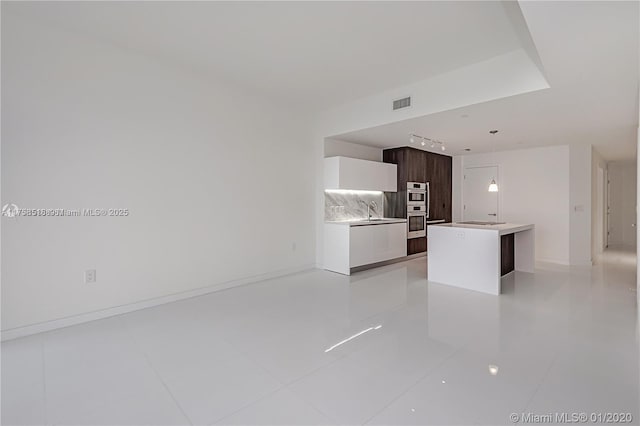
xmin=5 ymin=1 xmax=527 ymax=111
xmin=5 ymin=1 xmax=638 ymax=160
xmin=335 ymin=1 xmax=639 ymax=161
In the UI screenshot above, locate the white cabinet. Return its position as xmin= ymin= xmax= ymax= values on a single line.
xmin=324 ymin=156 xmax=397 ymax=192
xmin=350 ymin=223 xmax=406 ymax=267
xmin=324 ymin=223 xmax=407 ymax=275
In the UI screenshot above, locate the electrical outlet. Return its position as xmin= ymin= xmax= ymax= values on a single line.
xmin=85 ymin=269 xmax=96 ymax=284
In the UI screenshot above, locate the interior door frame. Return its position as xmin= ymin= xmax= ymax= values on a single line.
xmin=462 ymin=164 xmax=501 ymax=222
xmin=595 ymin=165 xmax=605 ymax=253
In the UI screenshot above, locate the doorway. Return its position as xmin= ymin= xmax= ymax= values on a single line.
xmin=463 ymin=166 xmax=499 ymax=222
xmin=607 ymin=161 xmax=637 ymax=249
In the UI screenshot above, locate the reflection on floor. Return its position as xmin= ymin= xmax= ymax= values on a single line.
xmin=2 ymin=250 xmax=639 ymax=425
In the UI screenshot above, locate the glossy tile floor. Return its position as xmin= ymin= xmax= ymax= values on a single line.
xmin=3 ymin=249 xmax=639 ymax=425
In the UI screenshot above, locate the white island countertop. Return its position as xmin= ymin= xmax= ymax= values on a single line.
xmin=432 ymin=222 xmax=534 ymax=235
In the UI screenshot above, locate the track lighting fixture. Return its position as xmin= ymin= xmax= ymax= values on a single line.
xmin=409 ymin=133 xmax=446 ymax=151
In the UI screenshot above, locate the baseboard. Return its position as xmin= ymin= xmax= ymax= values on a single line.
xmin=1 ymin=263 xmax=316 ymax=342
xmin=350 ymin=252 xmax=426 ymax=274
xmin=536 ymin=258 xmax=571 ymax=266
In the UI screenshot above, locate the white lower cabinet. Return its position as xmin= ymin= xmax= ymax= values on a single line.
xmin=324 ymin=223 xmax=407 ymax=275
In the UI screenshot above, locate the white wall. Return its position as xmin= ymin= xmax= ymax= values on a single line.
xmin=453 ymin=146 xmax=571 ymax=264
xmin=452 ymin=156 xmax=464 ymax=223
xmin=569 ymin=144 xmax=592 ymax=266
xmin=1 ymin=14 xmax=316 ymax=333
xmin=324 ymin=138 xmax=382 ymax=162
xmin=608 ymin=161 xmax=637 ymax=248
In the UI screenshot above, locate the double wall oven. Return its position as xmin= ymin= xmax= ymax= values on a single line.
xmin=407 ymin=182 xmax=429 ymax=239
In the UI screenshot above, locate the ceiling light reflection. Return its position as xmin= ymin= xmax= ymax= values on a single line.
xmin=324 ymin=325 xmax=383 ymax=353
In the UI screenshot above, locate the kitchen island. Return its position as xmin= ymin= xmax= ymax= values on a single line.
xmin=427 ymin=222 xmax=535 ymax=295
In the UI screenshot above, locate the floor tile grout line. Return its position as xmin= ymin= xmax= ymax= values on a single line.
xmin=207 ymin=383 xmax=289 ymax=426
xmin=206 ymin=345 xmax=290 ymax=425
xmin=142 ymin=303 xmax=343 ymax=425
xmin=141 ymin=352 xmax=195 ymax=426
xmin=188 ymin=311 xmax=296 ymax=426
xmin=520 ymin=348 xmax=562 ymax=414
xmin=120 ymin=315 xmax=194 ymax=426
xmin=281 ymin=348 xmax=354 ymax=388
xmin=213 ymin=327 xmax=350 ymax=424
xmin=281 ymin=382 xmax=341 ymax=425
xmin=124 ymin=309 xmax=288 ymax=426
xmin=361 ymin=344 xmax=468 ymax=425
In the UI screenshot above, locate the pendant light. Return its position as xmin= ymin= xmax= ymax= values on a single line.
xmin=488 ymin=130 xmax=499 ymax=192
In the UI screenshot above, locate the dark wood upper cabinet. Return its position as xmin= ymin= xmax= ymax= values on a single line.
xmin=407 ymin=149 xmax=427 ymax=183
xmin=382 ymin=148 xmax=407 ymax=218
xmin=383 ymin=147 xmax=452 ymax=222
xmin=427 ymin=152 xmax=452 ymax=222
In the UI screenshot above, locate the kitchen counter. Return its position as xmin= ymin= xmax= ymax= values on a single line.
xmin=325 ymin=218 xmax=407 ymax=227
xmin=324 ymin=220 xmax=407 ymax=275
xmin=432 ymin=222 xmax=533 ymax=235
xmin=428 ymin=222 xmax=535 ymax=295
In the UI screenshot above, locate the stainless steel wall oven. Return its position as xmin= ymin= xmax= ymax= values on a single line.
xmin=406 ymin=182 xmax=429 ymax=239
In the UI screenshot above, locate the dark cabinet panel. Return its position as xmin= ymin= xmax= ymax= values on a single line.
xmin=383 ymin=148 xmax=407 ymax=218
xmin=501 ymin=234 xmax=515 ymax=276
xmin=406 ymin=148 xmax=427 ymax=183
xmin=425 ymin=152 xmax=452 ymax=222
xmin=408 ymin=237 xmax=427 ymax=255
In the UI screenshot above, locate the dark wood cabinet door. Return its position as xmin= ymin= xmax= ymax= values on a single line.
xmin=501 ymin=234 xmax=515 ymax=276
xmin=425 ymin=152 xmax=452 ymax=222
xmin=441 ymin=155 xmax=452 ymax=221
xmin=406 ymin=148 xmax=427 ymax=183
xmin=407 ymin=237 xmax=427 ymax=255
xmin=382 ymin=148 xmax=407 ymax=218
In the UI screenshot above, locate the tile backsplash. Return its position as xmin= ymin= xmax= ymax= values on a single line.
xmin=324 ymin=191 xmax=384 ymax=221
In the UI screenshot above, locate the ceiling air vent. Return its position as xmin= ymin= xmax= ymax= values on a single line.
xmin=393 ymin=96 xmax=411 ymax=110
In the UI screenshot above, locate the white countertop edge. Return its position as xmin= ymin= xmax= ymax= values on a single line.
xmin=325 ymin=218 xmax=407 ymax=227
xmin=430 ymin=222 xmax=534 ymax=235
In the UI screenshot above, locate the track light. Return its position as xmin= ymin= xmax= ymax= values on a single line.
xmin=409 ymin=134 xmax=446 ymax=152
